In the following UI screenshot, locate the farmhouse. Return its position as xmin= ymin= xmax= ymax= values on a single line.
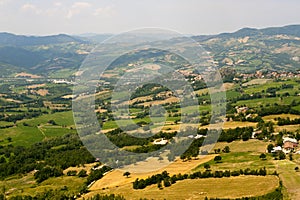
xmin=282 ymin=137 xmax=298 ymax=153
xmin=187 ymin=134 xmax=206 ymax=139
xmin=252 ymin=130 xmax=262 ymax=139
xmin=236 ymin=106 xmax=249 ymax=114
xmin=153 ymin=138 xmax=168 ymax=145
xmin=195 ymin=134 xmax=206 ymax=139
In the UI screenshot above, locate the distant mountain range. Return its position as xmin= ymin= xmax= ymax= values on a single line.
xmin=193 ymin=24 xmax=300 ymax=41
xmin=0 ymin=24 xmax=299 ymax=77
xmin=0 ymin=33 xmax=86 ymax=46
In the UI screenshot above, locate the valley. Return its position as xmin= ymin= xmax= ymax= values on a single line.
xmin=0 ymin=25 xmax=300 ymax=200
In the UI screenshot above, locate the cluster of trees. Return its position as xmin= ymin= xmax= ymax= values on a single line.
xmin=226 ymin=113 xmax=263 ymax=123
xmin=0 ymin=109 xmax=46 ymax=123
xmin=133 ymin=168 xmax=269 ymax=190
xmin=34 ymin=166 xmax=63 ymax=183
xmin=266 ymin=144 xmax=287 ymax=160
xmin=277 ymin=117 xmax=300 ymax=126
xmin=214 ymin=146 xmax=230 ymax=154
xmin=131 ymin=84 xmax=169 ymax=99
xmin=133 ymin=171 xmax=177 ymax=190
xmin=258 ymin=105 xmax=300 ymax=116
xmin=232 ymin=93 xmax=263 ymax=102
xmin=0 ymin=124 xmax=14 ymax=129
xmin=86 ymin=166 xmax=112 ymax=186
xmin=87 ymin=194 xmax=126 ymax=200
xmin=106 ymin=128 xmax=176 ymax=149
xmin=0 ymin=134 xmax=96 ymax=179
xmin=180 ymin=138 xmax=204 ymax=160
xmin=219 ymin=127 xmax=254 ymax=142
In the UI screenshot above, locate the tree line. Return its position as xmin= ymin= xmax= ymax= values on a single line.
xmin=277 ymin=117 xmax=300 ymax=126
xmin=133 ymin=167 xmax=270 ymax=190
xmin=0 ymin=134 xmax=95 ymax=180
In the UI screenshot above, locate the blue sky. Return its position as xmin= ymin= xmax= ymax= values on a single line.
xmin=0 ymin=0 xmax=299 ymax=35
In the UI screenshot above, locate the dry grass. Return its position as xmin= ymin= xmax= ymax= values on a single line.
xmin=275 ymin=125 xmax=300 ymax=132
xmin=141 ymin=96 xmax=179 ymax=106
xmin=2 ymin=98 xmax=22 ymax=103
xmin=223 ymin=83 xmax=235 ymax=90
xmin=195 ymin=88 xmax=208 ymax=95
xmin=15 ymin=72 xmax=42 ymax=78
xmin=161 ymin=121 xmax=257 ymax=132
xmin=275 ymin=159 xmax=300 ymax=200
xmin=201 ymin=121 xmax=257 ymax=129
xmin=101 ymin=73 xmax=118 ymax=78
xmin=85 ymin=176 xmax=279 ymax=200
xmin=34 ymin=89 xmax=49 ymax=96
xmin=90 ymin=155 xmax=216 ymax=191
xmin=242 ymin=79 xmax=271 ymax=86
xmin=263 ymin=114 xmax=300 ymax=122
xmin=211 ymin=140 xmax=270 ymax=154
xmin=43 ymin=101 xmax=68 ymax=110
xmin=63 ymin=163 xmax=98 ymax=175
xmin=238 ymin=36 xmax=250 ymax=43
xmin=95 ymin=108 xmax=107 ymax=113
xmin=61 ymin=94 xmax=76 ymax=99
xmin=195 ymin=83 xmax=234 ymax=96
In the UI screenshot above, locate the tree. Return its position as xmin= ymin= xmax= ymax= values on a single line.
xmin=214 ymin=156 xmax=222 ymax=163
xmin=267 ymin=144 xmax=274 ymax=153
xmin=223 ymin=146 xmax=230 ymax=153
xmin=6 ymin=137 xmax=12 ymax=143
xmin=295 ymin=166 xmax=299 ymax=171
xmin=123 ymin=171 xmax=131 ymax=178
xmin=289 ymin=154 xmax=293 ymax=161
xmin=163 ymin=178 xmax=171 ymax=187
xmin=67 ymin=170 xmax=77 ymax=176
xmin=259 ymin=153 xmax=267 ymax=160
xmin=204 ymin=163 xmax=211 ymax=171
xmin=78 ymin=169 xmax=88 ymax=177
xmin=157 ymin=181 xmax=162 ymax=189
xmin=0 ymin=157 xmax=5 ymax=164
xmin=278 ymin=151 xmax=286 ymax=160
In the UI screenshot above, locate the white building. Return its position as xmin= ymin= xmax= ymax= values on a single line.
xmin=153 ymin=138 xmax=168 ymax=145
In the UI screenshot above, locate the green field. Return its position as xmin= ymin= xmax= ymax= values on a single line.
xmin=0 ymin=111 xmax=75 ymax=146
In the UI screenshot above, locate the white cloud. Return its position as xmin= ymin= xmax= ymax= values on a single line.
xmin=21 ymin=3 xmax=42 ymax=15
xmin=67 ymin=2 xmax=92 ymax=19
xmin=0 ymin=0 xmax=9 ymax=5
xmin=93 ymin=5 xmax=116 ymax=17
xmin=54 ymin=2 xmax=62 ymax=7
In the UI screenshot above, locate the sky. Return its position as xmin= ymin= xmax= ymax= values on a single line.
xmin=0 ymin=0 xmax=299 ymax=36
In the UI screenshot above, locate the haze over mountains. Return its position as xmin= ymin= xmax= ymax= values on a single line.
xmin=0 ymin=24 xmax=300 ymax=77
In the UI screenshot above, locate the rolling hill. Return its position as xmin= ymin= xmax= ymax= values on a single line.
xmin=0 ymin=24 xmax=299 ymax=77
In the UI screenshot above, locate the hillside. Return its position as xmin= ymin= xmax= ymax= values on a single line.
xmin=195 ymin=25 xmax=300 ymax=73
xmin=0 ymin=25 xmax=299 ymax=77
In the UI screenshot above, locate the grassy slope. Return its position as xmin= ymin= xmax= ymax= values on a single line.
xmin=0 ymin=111 xmax=75 ymax=146
xmin=1 ymin=173 xmax=86 ymax=198
xmin=85 ymin=176 xmax=279 ymax=200
xmin=275 ymin=159 xmax=300 ymax=200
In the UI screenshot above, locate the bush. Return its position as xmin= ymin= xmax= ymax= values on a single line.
xmin=78 ymin=169 xmax=88 ymax=177
xmin=214 ymin=156 xmax=222 ymax=163
xmin=67 ymin=170 xmax=77 ymax=176
xmin=34 ymin=167 xmax=63 ymax=183
xmin=259 ymin=153 xmax=267 ymax=160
